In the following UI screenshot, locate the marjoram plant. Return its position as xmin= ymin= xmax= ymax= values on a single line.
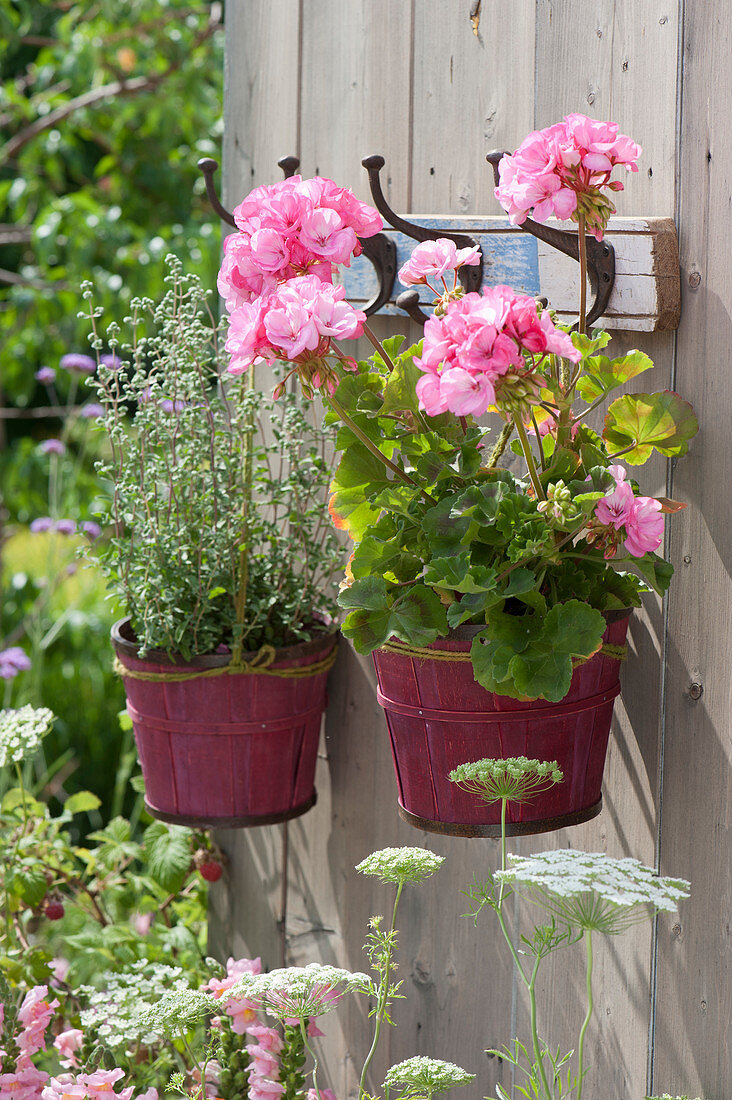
xmin=83 ymin=255 xmax=343 ymax=659
xmin=217 ymin=113 xmax=697 ymax=702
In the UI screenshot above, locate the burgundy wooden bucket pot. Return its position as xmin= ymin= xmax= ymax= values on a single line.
xmin=372 ymin=611 xmax=631 ymax=837
xmin=112 ymin=619 xmax=337 ymax=828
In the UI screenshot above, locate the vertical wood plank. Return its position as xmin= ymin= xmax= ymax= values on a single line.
xmin=222 ymin=0 xmax=301 ymax=205
xmin=521 ymin=5 xmax=682 ymax=1098
xmin=652 ymin=3 xmax=732 ymax=1096
xmin=411 ymin=1 xmax=535 ymax=214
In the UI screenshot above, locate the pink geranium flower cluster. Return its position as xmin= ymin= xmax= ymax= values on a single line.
xmin=225 ymin=276 xmax=364 ymax=394
xmin=218 ymin=175 xmax=382 ymax=312
xmin=592 ymin=465 xmax=664 ymax=558
xmin=414 ymin=284 xmax=580 ymax=418
xmin=398 ymin=238 xmax=480 ymax=291
xmin=495 ymin=113 xmax=641 ymax=240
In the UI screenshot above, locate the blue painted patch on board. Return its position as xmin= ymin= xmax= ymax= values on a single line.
xmin=340 ymin=218 xmax=541 ymax=315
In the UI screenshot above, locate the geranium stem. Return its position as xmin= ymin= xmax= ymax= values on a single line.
xmin=513 ymin=416 xmax=546 ymax=500
xmin=363 ymin=323 xmax=395 ymax=372
xmin=578 ymin=214 xmax=588 ymax=337
xmin=327 ymin=393 xmax=433 ymax=505
xmin=576 ymin=930 xmax=594 ymax=1100
xmin=358 ymin=881 xmax=404 ymax=1099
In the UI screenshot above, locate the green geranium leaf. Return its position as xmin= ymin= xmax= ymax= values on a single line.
xmin=577 ymin=349 xmax=654 ymax=403
xmin=341 ymin=582 xmax=447 ymax=654
xmin=337 ymin=576 xmax=389 ymax=612
xmin=144 ymin=822 xmax=192 ymax=894
xmin=628 ymin=551 xmax=674 ymax=595
xmin=424 ymin=555 xmax=498 ymax=595
xmin=446 ymin=591 xmax=495 ymax=628
xmin=603 ymin=391 xmax=699 ymax=465
xmin=471 ymin=600 xmax=606 ymax=701
xmin=379 ymin=347 xmax=423 ymax=416
xmin=422 ymin=496 xmax=472 ymax=555
xmin=329 ymin=442 xmax=391 ymax=540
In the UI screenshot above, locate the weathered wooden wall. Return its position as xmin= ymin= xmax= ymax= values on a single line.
xmin=210 ymin=3 xmax=731 ymax=1098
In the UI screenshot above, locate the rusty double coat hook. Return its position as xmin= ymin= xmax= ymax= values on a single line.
xmin=198 ymin=152 xmax=615 ymax=327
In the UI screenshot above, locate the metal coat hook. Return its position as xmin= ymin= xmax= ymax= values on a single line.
xmin=486 ymin=150 xmax=615 ymax=327
xmin=362 ymin=154 xmax=483 ymax=305
xmin=197 ymin=156 xmax=397 ymax=317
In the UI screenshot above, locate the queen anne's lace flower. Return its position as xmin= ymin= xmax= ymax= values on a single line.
xmin=0 ymin=706 xmax=54 ymax=767
xmin=383 ymin=1057 xmax=475 ymax=1098
xmin=137 ymin=988 xmax=218 ymax=1036
xmin=229 ymin=963 xmax=369 ymax=1021
xmin=355 ymin=847 xmax=445 ymax=886
xmin=449 ymin=758 xmax=563 ymax=806
xmin=496 ymin=849 xmax=689 ymax=933
xmin=79 ymin=961 xmax=193 ymax=1047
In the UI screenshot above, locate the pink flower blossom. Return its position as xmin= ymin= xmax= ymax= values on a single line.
xmin=495 ymin=115 xmax=641 ymax=239
xmin=398 ymin=238 xmax=480 ymax=287
xmin=414 ymin=285 xmax=579 ymax=419
xmin=136 ymin=1090 xmax=158 ymax=1100
xmin=308 ymin=1089 xmax=338 ymax=1100
xmin=54 ymin=1030 xmax=84 ymax=1070
xmin=42 ymin=1074 xmax=87 ymax=1100
xmin=49 ymin=959 xmax=69 ymax=989
xmin=17 ymin=987 xmax=58 ymax=1054
xmin=1 ymin=1063 xmax=49 ymax=1100
xmin=77 ymin=1068 xmax=133 ymax=1100
xmin=623 ymin=496 xmax=664 ymax=556
xmin=244 ymin=1026 xmax=283 ymax=1054
xmin=131 ymin=912 xmax=153 ymax=936
xmin=247 ymin=1076 xmax=285 ymax=1100
xmin=595 ymin=479 xmax=635 ymax=529
xmin=220 ymin=177 xmax=381 ymax=309
xmin=245 ymin=1047 xmax=280 ymax=1078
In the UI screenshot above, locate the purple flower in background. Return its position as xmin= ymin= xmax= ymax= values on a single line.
xmin=80 ymin=403 xmax=104 ymax=419
xmin=100 ymin=352 xmax=121 ymax=370
xmin=0 ymin=647 xmax=32 ymax=680
xmin=81 ymin=521 xmax=102 ymax=541
xmin=30 ymin=517 xmax=54 ymax=533
xmin=159 ymin=398 xmax=188 ymax=414
xmin=60 ymin=353 xmax=96 ymax=375
xmin=138 ymin=386 xmax=154 ymax=404
xmin=54 ymin=519 xmax=77 ymax=536
xmin=35 ymin=367 xmax=56 ymax=384
xmin=38 ymin=439 xmax=66 ymax=456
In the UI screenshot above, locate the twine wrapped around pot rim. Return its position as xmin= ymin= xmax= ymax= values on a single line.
xmin=380 ymin=638 xmax=627 ymax=664
xmin=112 ymin=643 xmax=337 ymax=683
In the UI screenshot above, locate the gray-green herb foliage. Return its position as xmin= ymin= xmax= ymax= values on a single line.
xmin=85 ymin=257 xmax=343 ymax=659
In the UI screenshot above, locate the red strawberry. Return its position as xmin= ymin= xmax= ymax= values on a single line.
xmin=200 ymin=861 xmax=223 ymax=883
xmin=44 ymin=900 xmax=65 ymax=921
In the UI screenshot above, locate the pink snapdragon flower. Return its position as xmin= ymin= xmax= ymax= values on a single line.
xmin=398 ymin=238 xmax=480 ymax=287
xmin=308 ymin=1090 xmax=338 ymax=1100
xmin=54 ymin=1030 xmax=84 ymax=1070
xmin=77 ymin=1068 xmax=133 ymax=1100
xmin=245 ymin=1026 xmax=283 ymax=1054
xmin=414 ymin=285 xmax=580 ymax=419
xmin=17 ymin=987 xmax=59 ymax=1055
xmin=247 ymin=1078 xmax=285 ymax=1100
xmin=2 ymin=1062 xmax=51 ymax=1100
xmin=495 ymin=114 xmax=641 ymax=240
xmin=208 ymin=956 xmax=262 ymax=1036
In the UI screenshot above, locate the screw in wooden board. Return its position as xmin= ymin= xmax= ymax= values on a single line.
xmin=688 ymin=682 xmax=703 ymax=701
xmin=689 ymin=271 xmax=701 ymax=288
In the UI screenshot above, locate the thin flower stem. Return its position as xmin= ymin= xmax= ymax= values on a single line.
xmin=358 ymin=881 xmax=404 ymax=1099
xmin=363 ymin=323 xmax=395 ymax=372
xmin=327 ymin=394 xmax=433 ymax=504
xmin=300 ymin=1017 xmax=321 ymax=1100
xmin=15 ymin=762 xmax=28 ymax=828
xmin=513 ymin=416 xmax=546 ymax=500
xmin=528 ymin=955 xmax=553 ymax=1100
xmin=531 ymin=413 xmax=547 ymax=470
xmin=578 ymin=214 xmax=588 ymax=337
xmin=576 ymin=930 xmax=594 ymax=1100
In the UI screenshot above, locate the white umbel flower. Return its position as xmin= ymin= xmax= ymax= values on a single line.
xmin=228 ymin=962 xmax=369 ymax=1020
xmin=496 ymin=849 xmax=689 ymax=933
xmin=0 ymin=706 xmax=54 ymax=767
xmin=355 ymin=847 xmax=445 ymax=886
xmin=384 ymin=1056 xmax=475 ymax=1098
